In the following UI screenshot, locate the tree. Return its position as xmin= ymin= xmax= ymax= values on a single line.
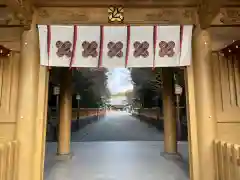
xmin=50 ymin=67 xmax=110 ymax=108
xmin=130 ymin=68 xmax=162 ymax=107
xmin=130 ymin=67 xmax=186 ymax=107
xmin=72 ymin=68 xmax=109 ymax=108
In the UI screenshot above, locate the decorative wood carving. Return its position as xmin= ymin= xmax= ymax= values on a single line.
xmin=35 ymin=0 xmax=198 ymax=7
xmin=212 ymin=8 xmax=240 ymax=25
xmin=108 ymin=6 xmax=124 ymax=23
xmin=36 ymin=7 xmax=240 ymax=26
xmin=37 ymin=7 xmax=196 ymax=25
xmin=197 ymin=0 xmax=223 ymax=28
xmin=0 ymin=8 xmax=22 ymax=26
xmin=37 ymin=8 xmax=89 ymax=24
xmin=5 ymin=0 xmax=33 ymax=27
xmin=145 ymin=8 xmax=195 ymax=24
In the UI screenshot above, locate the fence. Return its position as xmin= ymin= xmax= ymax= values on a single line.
xmin=0 ymin=139 xmax=18 ymax=180
xmin=214 ymin=140 xmax=240 ymax=180
xmin=137 ymin=107 xmax=162 ymax=120
xmin=72 ymin=108 xmax=106 ymax=120
xmin=49 ymin=107 xmax=106 ymax=120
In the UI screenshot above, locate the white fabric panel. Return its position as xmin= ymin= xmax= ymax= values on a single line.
xmin=38 ymin=25 xmax=193 ymax=68
xmin=155 ymin=26 xmax=181 ymax=67
xmin=127 ymin=26 xmax=154 ymax=67
xmin=101 ymin=26 xmax=127 ymax=68
xmin=179 ymin=25 xmax=193 ymax=66
xmin=72 ymin=26 xmax=100 ymax=67
xmin=38 ymin=25 xmax=48 ymax=66
xmin=49 ymin=25 xmax=74 ymax=67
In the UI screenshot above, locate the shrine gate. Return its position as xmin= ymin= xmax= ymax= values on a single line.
xmin=0 ymin=1 xmax=240 ymax=180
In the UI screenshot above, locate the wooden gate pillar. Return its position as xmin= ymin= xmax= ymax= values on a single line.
xmin=57 ymin=68 xmax=72 ymax=159
xmin=192 ymin=28 xmax=216 ymax=180
xmin=16 ymin=19 xmax=40 ymax=180
xmin=33 ymin=66 xmax=49 ymax=180
xmin=161 ymin=68 xmax=179 ymax=158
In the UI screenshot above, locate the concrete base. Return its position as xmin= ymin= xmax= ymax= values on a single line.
xmin=160 ymin=152 xmax=182 ymax=161
xmin=55 ymin=152 xmax=73 ymax=161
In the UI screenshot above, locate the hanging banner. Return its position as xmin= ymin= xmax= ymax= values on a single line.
xmin=179 ymin=25 xmax=193 ymax=66
xmin=38 ymin=25 xmax=48 ymax=66
xmin=101 ymin=26 xmax=127 ymax=68
xmin=73 ymin=26 xmax=100 ymax=67
xmin=38 ymin=25 xmax=193 ymax=68
xmin=154 ymin=26 xmax=181 ymax=67
xmin=39 ymin=25 xmax=75 ymax=67
xmin=127 ymin=26 xmax=154 ymax=67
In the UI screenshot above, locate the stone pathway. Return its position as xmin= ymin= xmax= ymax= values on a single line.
xmin=71 ymin=111 xmax=164 ymax=141
xmin=44 ymin=111 xmax=189 ymax=180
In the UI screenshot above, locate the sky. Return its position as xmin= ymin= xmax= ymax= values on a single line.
xmin=107 ymin=68 xmax=133 ymax=95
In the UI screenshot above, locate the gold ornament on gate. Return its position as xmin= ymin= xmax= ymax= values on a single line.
xmin=108 ymin=6 xmax=124 ymax=23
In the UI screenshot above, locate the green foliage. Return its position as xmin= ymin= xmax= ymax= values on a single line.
xmin=71 ymin=69 xmax=109 ymax=108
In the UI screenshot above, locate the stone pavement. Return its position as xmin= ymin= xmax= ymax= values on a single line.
xmin=44 ymin=111 xmax=189 ymax=180
xmin=71 ymin=111 xmax=164 ymax=141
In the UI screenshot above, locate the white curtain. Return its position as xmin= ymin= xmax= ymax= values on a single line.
xmin=38 ymin=25 xmax=193 ymax=68
xmin=73 ymin=26 xmax=100 ymax=67
xmin=127 ymin=26 xmax=154 ymax=67
xmin=101 ymin=26 xmax=127 ymax=68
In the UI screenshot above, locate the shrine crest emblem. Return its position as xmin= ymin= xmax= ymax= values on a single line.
xmin=108 ymin=6 xmax=124 ymax=23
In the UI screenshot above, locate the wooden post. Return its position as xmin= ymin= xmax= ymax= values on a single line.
xmin=161 ymin=68 xmax=178 ymax=156
xmin=15 ymin=18 xmax=40 ymax=180
xmin=184 ymin=66 xmax=200 ymax=180
xmin=33 ymin=66 xmax=49 ymax=180
xmin=193 ymin=28 xmax=216 ymax=180
xmin=57 ymin=68 xmax=72 ymax=158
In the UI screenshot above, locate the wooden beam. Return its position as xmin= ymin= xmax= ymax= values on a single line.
xmin=209 ymin=26 xmax=240 ymax=51
xmin=0 ymin=7 xmax=22 ymax=25
xmin=197 ymin=0 xmax=224 ymax=29
xmin=5 ymin=0 xmax=33 ymax=27
xmin=36 ymin=7 xmax=196 ymax=25
xmin=0 ymin=27 xmax=22 ymax=42
xmin=212 ymin=7 xmax=240 ymax=26
xmin=1 ymin=42 xmax=20 ymax=51
xmin=35 ymin=0 xmax=197 ymax=7
xmin=36 ymin=6 xmax=240 ymax=26
xmin=0 ymin=27 xmax=22 ymax=51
